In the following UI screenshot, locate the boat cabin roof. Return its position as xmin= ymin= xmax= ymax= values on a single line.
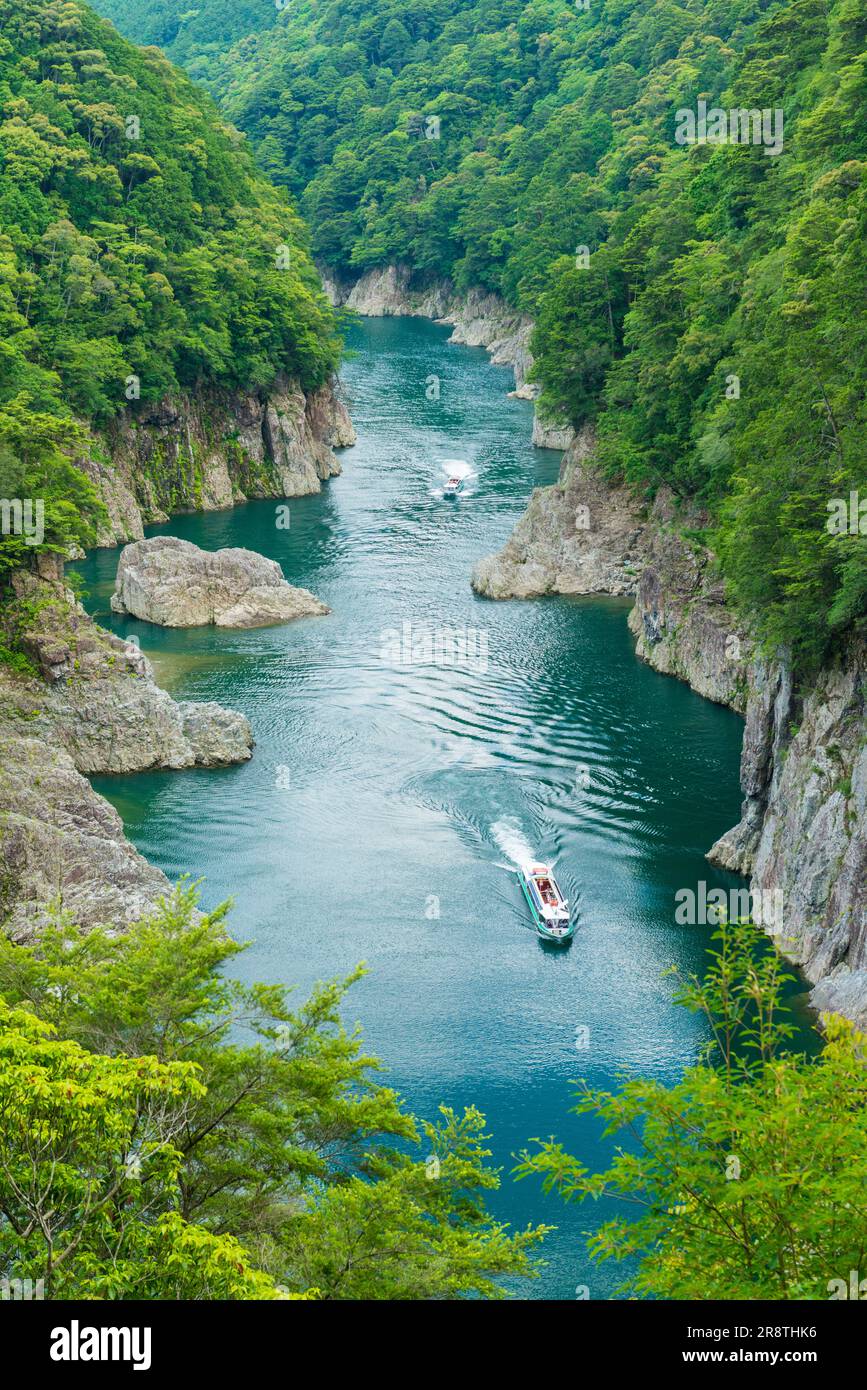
xmin=527 ymin=873 xmax=566 ymax=910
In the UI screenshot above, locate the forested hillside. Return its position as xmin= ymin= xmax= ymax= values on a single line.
xmin=0 ymin=0 xmax=339 ymax=576
xmin=95 ymin=0 xmax=278 ymax=73
xmin=96 ymin=0 xmax=867 ymax=669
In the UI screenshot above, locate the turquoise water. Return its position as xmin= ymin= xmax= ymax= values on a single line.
xmin=78 ymin=316 xmax=760 ymax=1299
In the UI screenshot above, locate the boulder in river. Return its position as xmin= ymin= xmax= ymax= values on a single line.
xmin=111 ymin=536 xmax=329 ymax=628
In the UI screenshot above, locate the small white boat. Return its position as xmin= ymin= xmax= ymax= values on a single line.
xmin=443 ymin=476 xmax=464 ymax=498
xmin=518 ymin=862 xmax=574 ymax=944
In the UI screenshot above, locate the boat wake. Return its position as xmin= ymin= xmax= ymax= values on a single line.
xmin=431 ymin=458 xmax=476 ymax=499
xmin=491 ymin=817 xmax=536 ymax=869
xmin=438 ymin=457 xmax=474 ymax=479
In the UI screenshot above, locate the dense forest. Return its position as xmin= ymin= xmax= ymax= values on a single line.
xmin=0 ymin=0 xmax=865 ymax=1307
xmin=94 ymin=0 xmax=278 ymax=71
xmin=0 ymin=0 xmax=554 ymax=1302
xmin=96 ymin=0 xmax=867 ymax=669
xmin=0 ymin=0 xmax=339 ymax=577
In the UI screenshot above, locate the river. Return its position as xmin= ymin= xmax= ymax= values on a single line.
xmin=77 ymin=314 xmax=754 ymax=1299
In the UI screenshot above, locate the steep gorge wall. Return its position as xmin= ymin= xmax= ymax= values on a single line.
xmin=0 ymin=556 xmax=257 ymax=939
xmin=473 ymin=435 xmax=867 ymax=1026
xmin=84 ymin=375 xmax=356 ymax=546
xmin=709 ymin=657 xmax=866 ymax=1024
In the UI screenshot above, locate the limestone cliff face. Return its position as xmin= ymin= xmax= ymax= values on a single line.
xmin=0 ymin=732 xmax=172 ymax=942
xmin=83 ymin=375 xmax=356 ymax=546
xmin=709 ymin=656 xmax=866 ymax=1025
xmin=473 ymin=433 xmax=867 ymax=1026
xmin=321 ymin=263 xmax=574 ymax=449
xmin=626 ymin=491 xmax=751 ymax=713
xmin=630 ymin=508 xmax=865 ymax=1024
xmin=0 ymin=560 xmax=253 ymax=777
xmin=322 ymin=263 xmax=459 ymax=322
xmin=0 ymin=558 xmax=254 ymax=938
xmin=471 ymin=426 xmax=646 ymax=598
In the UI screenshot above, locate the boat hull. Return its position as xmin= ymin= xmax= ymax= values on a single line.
xmin=535 ymin=922 xmax=574 ymax=945
xmin=518 ymin=875 xmax=574 ymax=945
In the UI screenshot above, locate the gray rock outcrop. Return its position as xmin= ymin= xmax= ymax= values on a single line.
xmin=1 ymin=564 xmax=253 ymax=775
xmin=0 ymin=731 xmax=172 ymax=942
xmin=531 ymin=413 xmax=576 ymax=450
xmin=626 ymin=490 xmax=751 ymax=712
xmin=471 ymin=427 xmax=646 ymax=598
xmin=111 ymin=536 xmax=329 ymax=629
xmin=82 ymin=375 xmax=356 ymax=547
xmin=709 ymin=654 xmax=867 ymax=1026
xmin=0 ymin=564 xmax=255 ymax=938
xmin=470 ymin=428 xmax=866 ymax=1028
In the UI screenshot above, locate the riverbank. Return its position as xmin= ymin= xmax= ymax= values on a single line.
xmin=322 ymin=264 xmax=574 ymax=449
xmin=472 ymin=433 xmax=867 ymax=1025
xmin=0 ymin=553 xmax=256 ymax=938
xmin=0 ymin=359 xmax=358 ymax=933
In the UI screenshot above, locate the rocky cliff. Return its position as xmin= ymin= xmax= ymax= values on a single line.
xmin=473 ymin=433 xmax=867 ymax=1026
xmin=1 ymin=558 xmax=253 ymax=775
xmin=0 ymin=731 xmax=173 ymax=943
xmin=0 ymin=556 xmax=254 ymax=939
xmin=322 ymin=264 xmax=574 ymax=449
xmin=709 ymin=656 xmax=866 ymax=1025
xmin=83 ymin=375 xmax=356 ymax=546
xmin=1 ymin=357 xmax=356 ymax=941
xmin=471 ymin=425 xmax=645 ymax=599
xmin=625 ymin=493 xmax=751 ymax=714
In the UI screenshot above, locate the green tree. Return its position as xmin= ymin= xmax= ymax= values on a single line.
xmin=0 ymin=1000 xmax=284 ymax=1299
xmin=516 ymin=921 xmax=867 ymax=1300
xmin=0 ymin=883 xmax=547 ymax=1299
xmin=379 ymin=18 xmax=413 ymax=73
xmin=284 ymin=1105 xmax=551 ymax=1299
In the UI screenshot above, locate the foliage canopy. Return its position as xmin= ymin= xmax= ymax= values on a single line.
xmin=0 ymin=884 xmax=548 ymax=1299
xmin=98 ymin=0 xmax=867 ymax=668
